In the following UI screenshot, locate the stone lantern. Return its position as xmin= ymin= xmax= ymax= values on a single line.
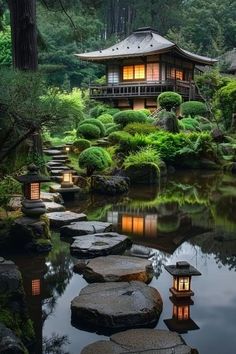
xmin=61 ymin=170 xmax=73 ymax=188
xmin=164 ymin=261 xmax=201 ymax=298
xmin=17 ymin=164 xmax=50 ymax=217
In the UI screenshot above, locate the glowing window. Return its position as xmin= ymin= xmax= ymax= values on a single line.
xmin=175 ymin=69 xmax=183 ymax=80
xmin=133 ymin=217 xmax=144 ymax=235
xmin=147 ymin=63 xmax=160 ymax=81
xmin=32 ymin=279 xmax=40 ymax=296
xmin=178 ymin=277 xmax=190 ymax=291
xmin=134 ymin=65 xmax=145 ymax=79
xmin=123 ymin=66 xmax=133 ymax=80
xmin=108 ymin=66 xmax=119 ymax=83
xmin=122 ymin=215 xmax=133 ymax=233
xmin=30 ymin=183 xmax=40 ymax=200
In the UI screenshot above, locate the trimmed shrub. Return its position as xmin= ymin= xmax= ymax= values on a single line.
xmin=79 ymin=118 xmax=106 ymax=136
xmin=97 ymin=113 xmax=113 ymax=124
xmin=139 ymin=109 xmax=151 ymax=116
xmin=158 ymin=91 xmax=182 ymax=111
xmin=73 ymin=139 xmax=91 ymax=151
xmin=105 ymin=124 xmax=120 ymax=135
xmin=118 ymin=134 xmax=150 ymax=153
xmin=105 ymin=108 xmax=120 ymax=116
xmin=89 ymin=104 xmax=107 ymax=118
xmin=108 ymin=131 xmax=132 ymax=144
xmin=146 ymin=116 xmax=155 ymax=123
xmin=113 ymin=110 xmax=147 ymax=127
xmin=124 ymin=122 xmax=157 ymax=135
xmin=78 ymin=147 xmax=112 ymax=176
xmin=178 ymin=117 xmax=201 ymax=131
xmin=181 ymin=101 xmax=208 ymax=117
xmin=77 ymin=124 xmax=101 ymax=139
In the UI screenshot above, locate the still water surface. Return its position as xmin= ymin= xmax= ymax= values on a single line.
xmin=8 ymin=171 xmax=236 ymax=353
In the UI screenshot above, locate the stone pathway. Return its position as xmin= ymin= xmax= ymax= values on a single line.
xmin=74 ymin=255 xmax=153 ymax=283
xmin=71 ymin=232 xmax=132 ymax=258
xmin=81 ymin=328 xmax=194 ymax=354
xmin=47 ymin=211 xmax=87 ymax=228
xmin=60 ymin=221 xmax=113 ymax=237
xmin=71 ymin=281 xmax=163 ymax=332
xmin=44 ymin=201 xmax=65 ymax=213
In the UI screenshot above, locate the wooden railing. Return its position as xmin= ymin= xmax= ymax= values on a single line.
xmin=89 ymin=80 xmax=201 ymax=100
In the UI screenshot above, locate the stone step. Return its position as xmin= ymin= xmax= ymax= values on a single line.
xmin=47 ymin=211 xmax=87 ymax=228
xmin=60 ymin=221 xmax=113 ymax=238
xmin=51 ymin=159 xmax=70 ymax=164
xmin=44 ymin=202 xmax=65 ymax=213
xmin=48 ymin=165 xmax=70 ymax=171
xmin=51 ymin=155 xmax=68 ymax=160
xmin=44 ymin=149 xmax=63 ymax=156
xmin=46 ymin=161 xmax=64 ymax=167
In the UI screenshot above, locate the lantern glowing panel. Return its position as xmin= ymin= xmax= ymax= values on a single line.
xmin=32 ymin=279 xmax=41 ymax=296
xmin=173 ymin=305 xmax=190 ymax=321
xmin=30 ymin=183 xmax=40 ymax=200
xmin=65 ymin=146 xmax=70 ymax=152
xmin=62 ymin=171 xmax=73 ymax=184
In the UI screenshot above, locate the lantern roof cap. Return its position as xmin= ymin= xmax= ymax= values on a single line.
xmin=165 ymin=261 xmax=201 ymax=276
xmin=17 ymin=164 xmax=50 ymax=183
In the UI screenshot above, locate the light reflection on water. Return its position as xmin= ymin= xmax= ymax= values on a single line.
xmin=8 ymin=171 xmax=236 ymax=354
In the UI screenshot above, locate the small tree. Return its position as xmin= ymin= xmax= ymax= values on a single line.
xmin=158 ymin=92 xmax=182 ymax=111
xmin=78 ymin=147 xmax=112 ymax=176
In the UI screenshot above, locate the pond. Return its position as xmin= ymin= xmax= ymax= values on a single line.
xmin=5 ymin=170 xmax=236 ymax=354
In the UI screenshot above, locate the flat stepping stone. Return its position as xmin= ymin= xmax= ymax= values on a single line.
xmin=71 ymin=281 xmax=163 ymax=332
xmin=81 ymin=329 xmax=193 ymax=354
xmin=74 ymin=255 xmax=154 ymax=283
xmin=125 ymin=244 xmax=155 ymax=258
xmin=41 ymin=192 xmax=64 ymax=204
xmin=44 ymin=202 xmax=65 ymax=213
xmin=46 ymin=161 xmax=63 ymax=167
xmin=47 ymin=211 xmax=87 ymax=228
xmin=71 ymin=232 xmax=131 ymax=258
xmin=60 ymin=221 xmax=113 ymax=238
xmin=50 ymin=169 xmax=65 ymax=176
xmin=44 ymin=149 xmax=62 ymax=156
xmin=52 ymin=155 xmax=68 ymax=160
xmin=48 ymin=165 xmax=70 ymax=171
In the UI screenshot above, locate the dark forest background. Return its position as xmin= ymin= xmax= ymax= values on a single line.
xmin=0 ymin=0 xmax=236 ymax=87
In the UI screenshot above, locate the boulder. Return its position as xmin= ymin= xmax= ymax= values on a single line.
xmin=155 ymin=111 xmax=179 ymax=133
xmin=91 ymin=175 xmax=129 ymax=195
xmin=0 ymin=323 xmax=26 ymax=354
xmin=47 ymin=211 xmax=87 ymax=228
xmin=75 ymin=255 xmax=153 ymax=283
xmin=40 ymin=192 xmax=64 ymax=204
xmin=60 ymin=221 xmax=113 ymax=238
xmin=8 ymin=196 xmax=22 ymax=211
xmin=125 ymin=245 xmax=155 ymax=258
xmin=71 ymin=281 xmax=163 ymax=332
xmin=71 ymin=232 xmax=131 ymax=258
xmin=0 ymin=259 xmax=21 ymax=293
xmin=125 ymin=163 xmax=160 ymax=184
xmin=81 ymin=329 xmax=194 ymax=354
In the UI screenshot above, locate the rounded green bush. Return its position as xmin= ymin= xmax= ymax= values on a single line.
xmin=158 ymin=91 xmax=182 ymax=111
xmin=73 ymin=139 xmax=91 ymax=151
xmin=113 ymin=110 xmax=147 ymax=127
xmin=106 ymin=124 xmax=120 ymax=135
xmin=89 ymin=105 xmax=107 ymax=118
xmin=79 ymin=118 xmax=106 ymax=136
xmin=108 ymin=131 xmax=132 ymax=144
xmin=124 ymin=122 xmax=156 ymax=135
xmin=97 ymin=113 xmax=113 ymax=124
xmin=77 ymin=123 xmax=101 ymax=139
xmin=105 ymin=108 xmax=120 ymax=116
xmin=78 ymin=147 xmax=112 ymax=175
xmin=181 ymin=101 xmax=208 ymax=117
xmin=139 ymin=108 xmax=151 ymax=116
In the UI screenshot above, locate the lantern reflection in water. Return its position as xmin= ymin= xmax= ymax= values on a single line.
xmin=122 ymin=215 xmax=144 ymax=235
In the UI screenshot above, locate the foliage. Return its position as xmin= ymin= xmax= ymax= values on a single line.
xmin=78 ymin=146 xmax=112 ymax=175
xmin=123 ymin=146 xmax=161 ymax=169
xmin=89 ymin=103 xmax=109 ymax=118
xmin=105 ymin=124 xmax=120 ymax=135
xmin=124 ymin=122 xmax=157 ymax=135
xmin=0 ymin=176 xmax=21 ymax=215
xmin=178 ymin=117 xmax=201 ymax=131
xmin=77 ymin=123 xmax=101 ymax=139
xmin=217 ymin=80 xmax=236 ymax=130
xmin=108 ymin=131 xmax=131 ymax=144
xmin=181 ymin=101 xmax=208 ymax=117
xmin=79 ymin=118 xmax=105 ymax=136
xmin=0 ymin=25 xmax=11 ymax=65
xmin=73 ymin=139 xmax=91 ymax=151
xmin=118 ymin=133 xmax=150 ymax=153
xmin=196 ymin=69 xmax=231 ymax=101
xmin=139 ymin=108 xmax=151 ymax=116
xmin=97 ymin=113 xmax=113 ymax=124
xmin=158 ymin=91 xmax=182 ymax=111
xmin=113 ymin=110 xmax=147 ymax=127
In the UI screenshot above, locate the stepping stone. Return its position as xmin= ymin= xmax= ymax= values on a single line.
xmin=74 ymin=255 xmax=154 ymax=283
xmin=71 ymin=281 xmax=163 ymax=332
xmin=50 ymin=170 xmax=65 ymax=176
xmin=44 ymin=202 xmax=65 ymax=213
xmin=47 ymin=211 xmax=87 ymax=228
xmin=48 ymin=165 xmax=70 ymax=171
xmin=52 ymin=155 xmax=68 ymax=160
xmin=125 ymin=245 xmax=155 ymax=259
xmin=46 ymin=161 xmax=63 ymax=167
xmin=44 ymin=149 xmax=62 ymax=156
xmin=41 ymin=192 xmax=64 ymax=204
xmin=81 ymin=329 xmax=193 ymax=354
xmin=71 ymin=232 xmax=132 ymax=258
xmin=51 ymin=159 xmax=70 ymax=164
xmin=60 ymin=221 xmax=113 ymax=237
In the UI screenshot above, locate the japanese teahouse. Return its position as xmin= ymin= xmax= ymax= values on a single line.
xmin=76 ymin=27 xmax=217 ymax=110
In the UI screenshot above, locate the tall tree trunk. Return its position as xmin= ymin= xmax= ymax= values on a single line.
xmin=8 ymin=0 xmax=38 ymax=71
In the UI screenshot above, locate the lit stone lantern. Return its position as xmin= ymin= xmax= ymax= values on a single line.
xmin=61 ymin=170 xmax=74 ymax=188
xmin=165 ymin=261 xmax=201 ymax=298
xmin=17 ymin=164 xmax=50 ymax=217
xmin=65 ymin=146 xmax=70 ymax=154
xmin=164 ymin=296 xmax=199 ymax=334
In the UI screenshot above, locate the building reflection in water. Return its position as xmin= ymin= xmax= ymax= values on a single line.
xmin=164 ymin=296 xmax=199 ymax=334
